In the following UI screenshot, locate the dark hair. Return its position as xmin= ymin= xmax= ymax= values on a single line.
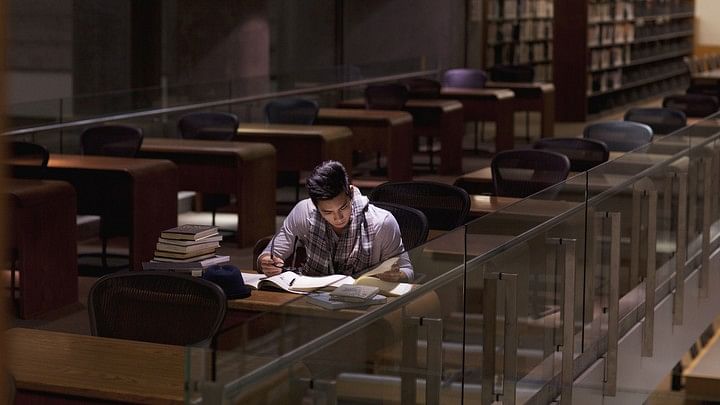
xmin=306 ymin=160 xmax=351 ymax=204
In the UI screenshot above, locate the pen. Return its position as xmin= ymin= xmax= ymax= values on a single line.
xmin=289 ymin=278 xmax=295 ymax=287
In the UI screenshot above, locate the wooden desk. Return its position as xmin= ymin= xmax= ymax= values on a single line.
xmin=469 ymin=194 xmax=583 ymax=217
xmin=486 ymin=81 xmax=556 ymax=138
xmin=236 ymin=123 xmax=354 ymax=173
xmin=6 ymin=179 xmax=78 ymax=318
xmin=440 ymin=87 xmax=517 ymax=152
xmin=684 ymin=331 xmax=720 ymax=402
xmin=316 ymin=108 xmax=414 ymax=181
xmin=337 ymin=98 xmax=465 ymax=175
xmin=6 ymin=328 xmax=185 ymax=404
xmin=12 ymin=155 xmax=178 ymax=271
xmin=139 ymin=138 xmax=276 ymax=247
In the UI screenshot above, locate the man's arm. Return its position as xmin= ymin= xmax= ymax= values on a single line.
xmin=376 ymin=214 xmax=414 ymax=281
xmin=258 ymin=202 xmax=306 ymax=275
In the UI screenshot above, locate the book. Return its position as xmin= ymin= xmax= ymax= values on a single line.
xmin=156 ymin=241 xmax=220 ymax=254
xmin=329 ymin=284 xmax=380 ymax=303
xmin=153 ymin=246 xmax=218 ymax=260
xmin=331 ymin=258 xmax=415 ymax=297
xmin=157 ymin=234 xmax=223 ymax=246
xmin=241 ymin=272 xmax=351 ymax=295
xmin=141 ymin=255 xmax=230 ymax=270
xmin=160 ymin=224 xmax=219 ymax=241
xmin=305 ymin=292 xmax=387 ymax=310
xmin=152 ymin=253 xmax=217 ymax=263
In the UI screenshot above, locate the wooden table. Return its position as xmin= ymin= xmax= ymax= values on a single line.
xmin=6 ymin=179 xmax=78 ymax=318
xmin=683 ymin=331 xmax=720 ymax=402
xmin=139 ymin=138 xmax=276 ymax=247
xmin=468 ymin=194 xmax=583 ymax=218
xmin=440 ymin=87 xmax=517 ymax=152
xmin=486 ymin=81 xmax=556 ymax=138
xmin=236 ymin=123 xmax=354 ymax=173
xmin=316 ymin=108 xmax=414 ymax=181
xmin=337 ymin=98 xmax=465 ymax=175
xmin=6 ymin=328 xmax=185 ymax=404
xmin=12 ymin=155 xmax=178 ymax=271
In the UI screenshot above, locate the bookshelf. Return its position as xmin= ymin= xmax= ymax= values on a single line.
xmin=484 ymin=0 xmax=555 ymax=82
xmin=555 ymin=0 xmax=695 ymax=120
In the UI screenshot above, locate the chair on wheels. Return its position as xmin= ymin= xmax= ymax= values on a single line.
xmin=442 ymin=68 xmax=489 ymax=150
xmin=80 ymin=124 xmax=144 ymax=157
xmin=662 ymin=94 xmax=720 ymax=118
xmin=264 ymin=98 xmax=319 ymax=125
xmin=371 ymin=201 xmax=429 ymax=250
xmin=583 ymin=121 xmax=653 ymax=152
xmin=402 ymin=77 xmax=441 ymax=99
xmin=533 ymin=137 xmax=609 ymax=172
xmin=489 ymin=64 xmax=536 ymax=142
xmin=369 ymin=181 xmax=471 ymax=231
xmin=80 ymin=125 xmax=144 ymax=271
xmin=624 ymin=107 xmax=687 ymax=135
xmin=178 ymin=112 xmax=240 ymax=229
xmin=88 ymin=271 xmax=227 ymax=346
xmin=491 ymin=149 xmax=571 ymax=198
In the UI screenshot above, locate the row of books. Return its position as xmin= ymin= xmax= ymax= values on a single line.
xmin=487 ymin=20 xmax=553 ymax=44
xmin=142 ymin=224 xmax=229 ymax=275
xmin=588 ymin=1 xmax=634 ymax=23
xmin=590 ymin=46 xmax=632 ymax=71
xmin=588 ymin=23 xmax=635 ymax=47
xmin=487 ymin=0 xmax=553 ymax=20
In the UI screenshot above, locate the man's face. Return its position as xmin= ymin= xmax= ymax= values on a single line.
xmin=316 ymin=190 xmax=352 ymax=233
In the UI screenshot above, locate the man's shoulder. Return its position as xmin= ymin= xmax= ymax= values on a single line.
xmin=367 ymin=204 xmax=399 ymax=229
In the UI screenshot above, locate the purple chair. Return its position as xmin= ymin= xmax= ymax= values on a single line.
xmin=443 ymin=68 xmax=490 ymax=151
xmin=663 ymin=94 xmax=720 ymax=118
xmin=624 ymin=107 xmax=687 ymax=135
xmin=178 ymin=112 xmax=239 ymax=141
xmin=533 ymin=137 xmax=609 ymax=172
xmin=583 ymin=121 xmax=653 ymax=152
xmin=491 ymin=149 xmax=571 ymax=198
xmin=264 ymin=98 xmax=319 ymax=125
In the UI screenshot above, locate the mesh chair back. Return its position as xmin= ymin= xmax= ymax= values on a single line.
xmin=88 ymin=271 xmax=227 ymax=346
xmin=491 ymin=149 xmax=571 ymax=198
xmin=489 ymin=64 xmax=535 ymax=82
xmin=265 ymin=98 xmax=319 ymax=125
xmin=178 ymin=112 xmax=239 ymax=140
xmin=364 ymin=84 xmax=409 ymax=110
xmin=402 ymin=78 xmax=441 ymax=99
xmin=81 ymin=125 xmax=144 ymax=157
xmin=663 ymin=94 xmax=720 ymax=118
xmin=533 ymin=137 xmax=609 ymax=172
xmin=369 ymin=181 xmax=470 ymax=231
xmin=442 ymin=68 xmax=488 ymax=88
xmin=583 ymin=121 xmax=653 ymax=152
xmin=624 ymin=107 xmax=687 ymax=135
xmin=9 ymin=141 xmax=49 ymax=168
xmin=371 ymin=202 xmax=429 ymax=250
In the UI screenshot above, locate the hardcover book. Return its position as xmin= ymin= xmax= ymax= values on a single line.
xmin=160 ymin=224 xmax=219 ymax=241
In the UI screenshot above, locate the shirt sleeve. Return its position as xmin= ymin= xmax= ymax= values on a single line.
xmin=377 ymin=212 xmax=414 ymax=281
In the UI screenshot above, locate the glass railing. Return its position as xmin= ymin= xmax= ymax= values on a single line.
xmin=182 ymin=113 xmax=720 ymax=404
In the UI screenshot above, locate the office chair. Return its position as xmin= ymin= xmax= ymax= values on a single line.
xmin=442 ymin=68 xmax=489 ymax=150
xmin=364 ymin=83 xmax=409 ymax=110
xmin=80 ymin=124 xmax=144 ymax=157
xmin=403 ymin=77 xmax=442 ymax=99
xmin=583 ymin=121 xmax=653 ymax=152
xmin=662 ymin=94 xmax=720 ymax=118
xmin=533 ymin=137 xmax=609 ymax=172
xmin=491 ymin=149 xmax=571 ymax=198
xmin=624 ymin=107 xmax=687 ymax=135
xmin=265 ymin=98 xmax=319 ymax=125
xmin=371 ymin=201 xmax=430 ymax=250
xmin=369 ymin=181 xmax=471 ymax=231
xmin=178 ymin=112 xmax=240 ymax=228
xmin=88 ymin=271 xmax=227 ymax=346
xmin=489 ymin=64 xmax=536 ymax=142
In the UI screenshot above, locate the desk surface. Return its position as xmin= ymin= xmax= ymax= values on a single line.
xmin=470 ymin=194 xmax=583 ymax=217
xmin=6 ymin=328 xmax=185 ymax=404
xmin=142 ymin=137 xmax=276 ymax=157
xmin=684 ymin=331 xmax=720 ymax=399
xmin=318 ymin=107 xmax=413 ymax=125
xmin=237 ymin=122 xmax=353 ymax=140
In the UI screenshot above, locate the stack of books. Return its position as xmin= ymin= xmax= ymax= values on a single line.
xmin=142 ymin=224 xmax=230 ymax=275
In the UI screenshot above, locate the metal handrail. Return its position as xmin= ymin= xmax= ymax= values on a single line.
xmin=3 ymin=69 xmax=438 ymax=137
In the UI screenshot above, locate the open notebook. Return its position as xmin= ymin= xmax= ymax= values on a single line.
xmin=241 ymin=258 xmax=413 ymax=296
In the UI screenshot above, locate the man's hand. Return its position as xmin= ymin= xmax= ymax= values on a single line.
xmin=375 ymin=261 xmax=408 ymax=282
xmin=258 ymin=253 xmax=284 ymax=276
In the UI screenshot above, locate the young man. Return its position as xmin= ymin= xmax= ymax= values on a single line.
xmin=258 ymin=160 xmax=413 ymax=281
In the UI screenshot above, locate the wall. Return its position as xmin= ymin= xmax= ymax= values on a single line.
xmin=695 ymin=0 xmax=720 ymax=54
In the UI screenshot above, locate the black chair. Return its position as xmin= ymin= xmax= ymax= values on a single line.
xmin=443 ymin=68 xmax=489 ymax=149
xmin=80 ymin=125 xmax=144 ymax=157
xmin=178 ymin=112 xmax=240 ymax=228
xmin=489 ymin=64 xmax=536 ymax=142
xmin=533 ymin=137 xmax=609 ymax=172
xmin=265 ymin=98 xmax=319 ymax=125
xmin=369 ymin=181 xmax=470 ymax=231
xmin=88 ymin=271 xmax=227 ymax=346
xmin=624 ymin=107 xmax=687 ymax=135
xmin=583 ymin=121 xmax=654 ymax=152
xmin=364 ymin=83 xmax=409 ymax=110
xmin=662 ymin=94 xmax=720 ymax=118
xmin=178 ymin=111 xmax=239 ymax=140
xmin=491 ymin=149 xmax=571 ymax=198
xmin=372 ymin=201 xmax=429 ymax=250
xmin=402 ymin=77 xmax=442 ymax=99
